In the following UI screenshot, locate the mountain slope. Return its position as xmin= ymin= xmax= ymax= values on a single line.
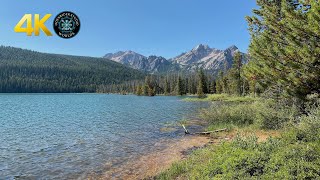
xmin=170 ymin=44 xmax=220 ymax=65
xmin=104 ymin=44 xmax=247 ymax=73
xmin=0 ymin=46 xmax=145 ymax=93
xmin=104 ymin=51 xmax=176 ymax=73
xmin=104 ymin=51 xmax=146 ymax=67
xmin=170 ymin=44 xmax=247 ymax=72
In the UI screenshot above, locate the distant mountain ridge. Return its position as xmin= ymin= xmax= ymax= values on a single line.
xmin=104 ymin=51 xmax=176 ymax=73
xmin=103 ymin=44 xmax=247 ymax=73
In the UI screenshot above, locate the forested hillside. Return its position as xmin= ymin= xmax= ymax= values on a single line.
xmin=0 ymin=46 xmax=145 ymax=93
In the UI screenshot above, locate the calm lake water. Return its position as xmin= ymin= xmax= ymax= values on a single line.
xmin=0 ymin=94 xmax=207 ymax=179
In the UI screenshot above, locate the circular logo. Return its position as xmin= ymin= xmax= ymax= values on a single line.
xmin=53 ymin=11 xmax=80 ymax=39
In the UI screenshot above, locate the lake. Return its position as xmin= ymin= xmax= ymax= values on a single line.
xmin=0 ymin=94 xmax=207 ymax=179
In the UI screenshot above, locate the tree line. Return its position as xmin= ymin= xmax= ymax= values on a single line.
xmin=0 ymin=46 xmax=145 ymax=93
xmin=102 ymin=52 xmax=251 ymax=98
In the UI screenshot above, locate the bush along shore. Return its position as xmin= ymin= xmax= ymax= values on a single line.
xmin=152 ymin=1 xmax=320 ymax=179
xmin=154 ymin=95 xmax=320 ymax=179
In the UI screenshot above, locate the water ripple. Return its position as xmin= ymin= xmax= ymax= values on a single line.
xmin=0 ymin=94 xmax=207 ymax=179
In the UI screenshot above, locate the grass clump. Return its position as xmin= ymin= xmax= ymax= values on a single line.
xmin=201 ymin=100 xmax=298 ymax=130
xmin=206 ymin=94 xmax=258 ymax=102
xmin=184 ymin=94 xmax=259 ymax=102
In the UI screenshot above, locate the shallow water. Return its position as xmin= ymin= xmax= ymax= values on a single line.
xmin=0 ymin=94 xmax=207 ymax=179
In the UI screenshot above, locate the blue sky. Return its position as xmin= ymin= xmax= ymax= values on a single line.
xmin=0 ymin=0 xmax=257 ymax=58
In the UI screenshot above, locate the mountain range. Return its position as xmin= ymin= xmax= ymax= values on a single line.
xmin=104 ymin=44 xmax=247 ymax=73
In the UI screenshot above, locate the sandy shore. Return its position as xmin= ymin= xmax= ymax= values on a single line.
xmin=90 ymin=135 xmax=210 ymax=180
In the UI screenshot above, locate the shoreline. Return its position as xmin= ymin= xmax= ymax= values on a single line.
xmin=106 ymin=135 xmax=210 ymax=179
xmin=89 ymin=135 xmax=211 ymax=180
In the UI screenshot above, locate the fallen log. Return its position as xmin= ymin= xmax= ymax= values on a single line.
xmin=193 ymin=128 xmax=227 ymax=135
xmin=181 ymin=125 xmax=227 ymax=135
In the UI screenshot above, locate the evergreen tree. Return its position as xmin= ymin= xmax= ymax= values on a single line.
xmin=245 ymin=0 xmax=320 ymax=101
xmin=216 ymin=71 xmax=224 ymax=94
xmin=143 ymin=84 xmax=148 ymax=95
xmin=230 ymin=52 xmax=243 ymax=95
xmin=144 ymin=75 xmax=156 ymax=96
xmin=197 ymin=80 xmax=205 ymax=98
xmin=136 ymin=85 xmax=143 ymax=96
xmin=222 ymin=76 xmax=229 ymax=94
xmin=241 ymin=77 xmax=250 ymax=96
xmin=198 ymin=69 xmax=208 ymax=93
xmin=164 ymin=77 xmax=170 ymax=95
xmin=209 ymin=80 xmax=216 ymax=94
xmin=147 ymin=86 xmax=155 ymax=96
xmin=175 ymin=75 xmax=185 ymax=96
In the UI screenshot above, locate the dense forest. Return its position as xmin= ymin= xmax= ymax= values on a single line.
xmin=100 ymin=70 xmax=216 ymax=96
xmin=0 ymin=46 xmax=145 ymax=93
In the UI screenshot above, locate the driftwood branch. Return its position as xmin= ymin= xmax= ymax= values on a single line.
xmin=193 ymin=128 xmax=227 ymax=135
xmin=182 ymin=125 xmax=227 ymax=135
xmin=182 ymin=125 xmax=190 ymax=134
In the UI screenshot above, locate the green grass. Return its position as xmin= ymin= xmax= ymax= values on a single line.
xmin=154 ymin=98 xmax=320 ymax=179
xmin=201 ymin=100 xmax=299 ymax=130
xmin=155 ymin=106 xmax=320 ymax=179
xmin=184 ymin=94 xmax=259 ymax=102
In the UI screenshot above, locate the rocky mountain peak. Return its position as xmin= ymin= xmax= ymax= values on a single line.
xmin=103 ymin=44 xmax=247 ymax=73
xmin=103 ymin=50 xmax=146 ymax=65
xmin=192 ymin=44 xmax=210 ymax=51
xmin=124 ymin=50 xmax=136 ymax=54
xmin=225 ymin=45 xmax=239 ymax=52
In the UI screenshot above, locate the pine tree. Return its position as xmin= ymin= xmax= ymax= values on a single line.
xmin=175 ymin=75 xmax=185 ymax=96
xmin=229 ymin=52 xmax=243 ymax=95
xmin=164 ymin=76 xmax=170 ymax=95
xmin=216 ymin=71 xmax=224 ymax=94
xmin=245 ymin=0 xmax=320 ymax=101
xmin=209 ymin=80 xmax=216 ymax=94
xmin=143 ymin=75 xmax=156 ymax=96
xmin=197 ymin=80 xmax=205 ymax=98
xmin=136 ymin=85 xmax=143 ymax=96
xmin=222 ymin=76 xmax=229 ymax=94
xmin=198 ymin=69 xmax=208 ymax=93
xmin=147 ymin=86 xmax=155 ymax=96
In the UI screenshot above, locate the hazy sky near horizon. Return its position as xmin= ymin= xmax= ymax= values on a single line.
xmin=0 ymin=0 xmax=257 ymax=58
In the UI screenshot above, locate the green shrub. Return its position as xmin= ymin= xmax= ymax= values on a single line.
xmin=200 ymin=100 xmax=298 ymax=130
xmin=184 ymin=94 xmax=259 ymax=102
xmin=200 ymin=102 xmax=256 ymax=127
xmin=263 ymin=143 xmax=320 ymax=179
xmin=155 ymin=106 xmax=320 ymax=180
xmin=283 ymin=107 xmax=320 ymax=143
xmin=255 ymin=101 xmax=299 ymax=130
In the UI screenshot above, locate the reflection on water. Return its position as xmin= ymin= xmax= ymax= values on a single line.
xmin=0 ymin=94 xmax=207 ymax=179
